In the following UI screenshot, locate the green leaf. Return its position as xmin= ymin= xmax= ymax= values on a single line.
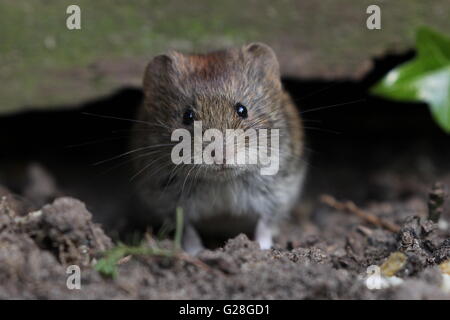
xmin=416 ymin=26 xmax=450 ymax=65
xmin=371 ymin=26 xmax=450 ymax=133
xmin=416 ymin=67 xmax=450 ymax=132
xmin=371 ymin=59 xmax=436 ymax=102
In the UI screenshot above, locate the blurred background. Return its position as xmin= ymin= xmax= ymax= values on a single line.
xmin=0 ymin=0 xmax=449 ymax=114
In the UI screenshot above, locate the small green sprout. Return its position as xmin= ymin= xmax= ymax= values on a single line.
xmin=95 ymin=207 xmax=184 ymax=278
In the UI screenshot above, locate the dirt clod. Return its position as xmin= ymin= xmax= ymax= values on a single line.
xmin=428 ymin=182 xmax=447 ymax=223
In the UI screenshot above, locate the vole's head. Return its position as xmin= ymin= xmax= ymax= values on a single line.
xmin=138 ymin=43 xmax=289 ymax=179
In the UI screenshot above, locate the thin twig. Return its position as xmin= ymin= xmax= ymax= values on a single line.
xmin=320 ymin=194 xmax=401 ymax=233
xmin=176 ymin=253 xmax=213 ymax=273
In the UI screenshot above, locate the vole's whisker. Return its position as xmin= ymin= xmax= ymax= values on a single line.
xmin=99 ymin=150 xmax=165 ymax=175
xmin=93 ymin=143 xmax=175 ymax=166
xmin=81 ymin=112 xmax=152 ymax=126
xmin=160 ymin=162 xmax=183 ymax=195
xmin=300 ymin=98 xmax=365 ymax=115
xmin=303 ymin=126 xmax=341 ymax=134
xmin=144 ymin=162 xmax=175 ymax=182
xmin=186 ymin=166 xmax=201 ymax=197
xmin=302 ymin=145 xmax=317 ymax=154
xmin=130 ymin=154 xmax=169 ymax=182
xmin=155 ymin=119 xmax=174 ymax=131
xmin=302 ymin=119 xmax=322 ymax=124
xmin=66 ymin=135 xmax=130 ymax=148
xmin=181 ymin=165 xmax=196 ymax=197
xmin=111 ymin=127 xmax=171 ymax=133
xmin=294 ymin=82 xmax=340 ymax=102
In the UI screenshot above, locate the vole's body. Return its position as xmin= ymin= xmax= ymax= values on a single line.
xmin=132 ymin=43 xmax=305 ymax=253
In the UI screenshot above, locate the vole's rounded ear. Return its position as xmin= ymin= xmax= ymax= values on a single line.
xmin=143 ymin=54 xmax=173 ymax=93
xmin=245 ymin=43 xmax=276 ymax=58
xmin=243 ymin=43 xmax=280 ymax=82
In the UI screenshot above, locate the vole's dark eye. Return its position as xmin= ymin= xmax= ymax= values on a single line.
xmin=235 ymin=103 xmax=248 ymax=119
xmin=182 ymin=108 xmax=195 ymax=125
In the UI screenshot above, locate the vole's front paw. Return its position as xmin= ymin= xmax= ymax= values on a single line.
xmin=255 ymin=219 xmax=273 ymax=250
xmin=182 ymin=223 xmax=204 ymax=256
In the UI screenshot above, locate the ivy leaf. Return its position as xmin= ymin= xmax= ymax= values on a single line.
xmin=371 ymin=26 xmax=450 ymax=133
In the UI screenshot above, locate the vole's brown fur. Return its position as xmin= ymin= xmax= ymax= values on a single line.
xmin=131 ymin=43 xmax=305 ymax=253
